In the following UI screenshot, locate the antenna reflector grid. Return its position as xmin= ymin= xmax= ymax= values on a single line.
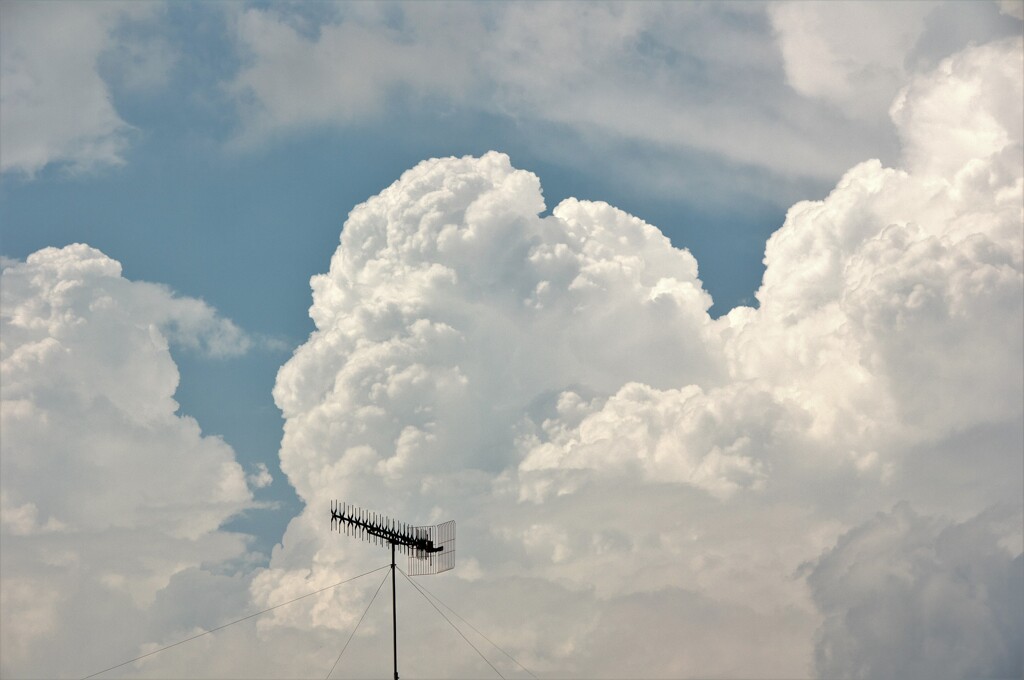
xmin=408 ymin=520 xmax=456 ymax=576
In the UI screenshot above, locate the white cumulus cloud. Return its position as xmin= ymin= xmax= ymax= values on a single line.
xmin=725 ymin=37 xmax=1023 ymax=447
xmin=6 ymin=30 xmax=1020 ymax=680
xmin=244 ymin=36 xmax=1021 ymax=678
xmin=0 ymin=244 xmax=259 ymax=677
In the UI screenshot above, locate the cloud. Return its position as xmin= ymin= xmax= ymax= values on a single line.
xmin=6 ymin=1 xmax=1014 ymax=193
xmin=808 ymin=503 xmax=1023 ymax=680
xmin=768 ymin=1 xmax=933 ymax=117
xmin=248 ymin=36 xmax=1021 ymax=678
xmin=517 ymin=382 xmax=775 ymax=501
xmin=225 ymin=2 xmax=1019 ymax=191
xmin=516 ymin=32 xmax=1023 ymax=519
xmin=1002 ymin=0 xmax=1024 ymax=20
xmin=251 ymin=148 xmax=825 ymax=676
xmin=246 ymin=462 xmax=274 ymax=489
xmin=0 ymin=1 xmax=171 ymax=177
xmin=0 ymin=244 xmax=259 ymax=677
xmin=272 ymin=152 xmax=723 ymax=500
xmin=770 ymin=1 xmax=1022 ymax=120
xmin=227 ymin=3 xmax=476 ymax=146
xmin=224 ymin=4 xmax=831 ymax=177
xmin=5 ymin=31 xmax=1020 ymax=679
xmin=725 ymin=37 xmax=1023 ymax=446
xmin=891 ymin=35 xmax=1024 ymax=178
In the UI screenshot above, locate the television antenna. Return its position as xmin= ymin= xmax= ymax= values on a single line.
xmin=330 ymin=501 xmax=455 ymax=679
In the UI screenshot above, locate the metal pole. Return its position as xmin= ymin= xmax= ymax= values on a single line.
xmin=392 ymin=541 xmax=398 ymax=680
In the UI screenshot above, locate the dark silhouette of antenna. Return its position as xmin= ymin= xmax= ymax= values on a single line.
xmin=330 ymin=501 xmax=455 ymax=679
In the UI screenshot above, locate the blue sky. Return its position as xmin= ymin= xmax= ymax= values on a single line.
xmin=2 ymin=2 xmax=1023 ymax=678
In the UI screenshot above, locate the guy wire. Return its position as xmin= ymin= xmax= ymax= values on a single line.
xmin=80 ymin=564 xmax=390 ymax=680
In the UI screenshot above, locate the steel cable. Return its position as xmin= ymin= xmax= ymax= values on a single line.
xmin=398 ymin=567 xmax=506 ymax=679
xmin=325 ymin=567 xmax=391 ymax=679
xmin=401 ymin=571 xmax=538 ymax=678
xmin=80 ymin=564 xmax=390 ymax=679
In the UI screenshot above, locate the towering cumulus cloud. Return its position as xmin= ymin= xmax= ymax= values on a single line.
xmin=0 ymin=245 xmax=256 ymax=678
xmin=262 ymin=37 xmax=1021 ymax=678
xmin=274 ymin=151 xmax=727 ymax=503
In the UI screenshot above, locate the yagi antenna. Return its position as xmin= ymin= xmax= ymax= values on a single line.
xmin=330 ymin=501 xmax=455 ymax=679
xmin=330 ymin=501 xmax=456 ymax=573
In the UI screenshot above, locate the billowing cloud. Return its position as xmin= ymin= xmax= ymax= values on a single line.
xmin=0 ymin=245 xmax=258 ymax=677
xmin=273 ymin=153 xmax=722 ymax=497
xmin=517 ymin=382 xmax=777 ymax=501
xmin=725 ymin=36 xmax=1023 ymax=447
xmin=252 ymin=149 xmax=821 ymax=677
xmin=5 ymin=30 xmax=1020 ymax=680
xmin=227 ymin=36 xmax=1021 ymax=678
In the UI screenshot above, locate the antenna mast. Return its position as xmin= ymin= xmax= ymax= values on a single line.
xmin=330 ymin=501 xmax=456 ymax=679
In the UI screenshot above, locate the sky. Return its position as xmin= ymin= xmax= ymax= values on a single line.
xmin=1 ymin=1 xmax=1022 ymax=678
